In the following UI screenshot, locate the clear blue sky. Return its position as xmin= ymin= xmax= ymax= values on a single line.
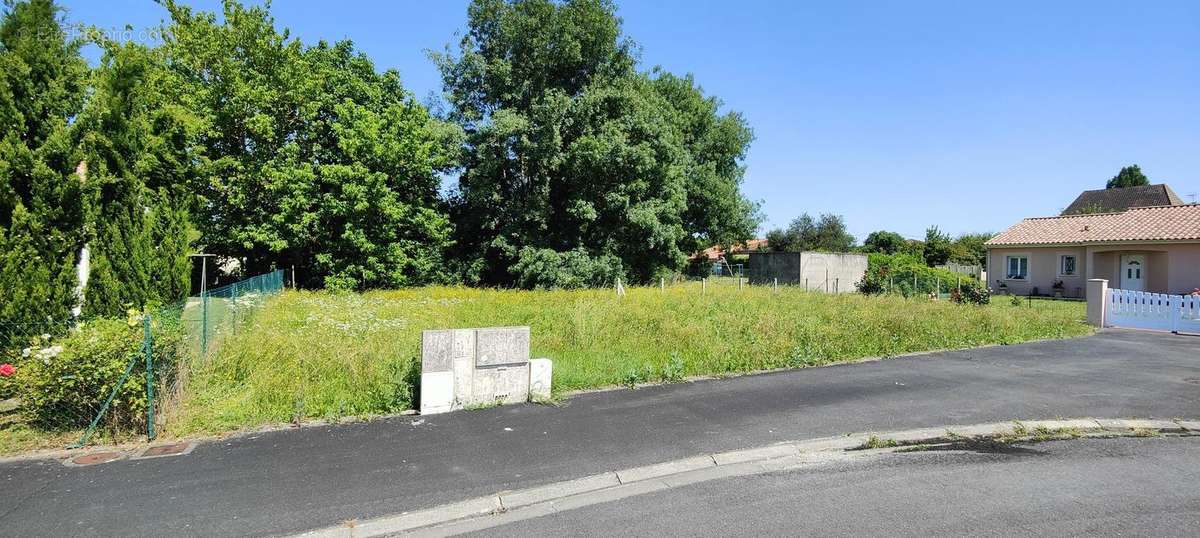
xmin=59 ymin=0 xmax=1200 ymax=241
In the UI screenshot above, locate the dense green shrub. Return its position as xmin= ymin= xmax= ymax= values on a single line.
xmin=857 ymin=252 xmax=985 ymax=299
xmin=511 ymin=248 xmax=625 ymax=289
xmin=17 ymin=314 xmax=180 ymax=431
xmin=951 ymin=284 xmax=991 ymax=305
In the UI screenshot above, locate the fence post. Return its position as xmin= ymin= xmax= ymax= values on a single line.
xmin=835 ymin=278 xmax=839 ymax=294
xmin=660 ymin=277 xmax=665 ymax=292
xmin=702 ymin=277 xmax=706 ymax=295
xmin=144 ymin=314 xmax=155 ymax=441
xmin=773 ymin=277 xmax=778 ymax=293
xmin=201 ymin=287 xmax=208 ymax=358
xmin=738 ymin=277 xmax=743 ymax=291
xmin=1086 ymin=279 xmax=1108 ymax=327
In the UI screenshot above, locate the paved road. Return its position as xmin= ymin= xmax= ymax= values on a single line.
xmin=0 ymin=329 xmax=1197 ymax=536
xmin=471 ymin=436 xmax=1200 ymax=537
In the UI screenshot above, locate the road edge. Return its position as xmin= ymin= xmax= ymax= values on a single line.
xmin=294 ymin=417 xmax=1200 ymax=538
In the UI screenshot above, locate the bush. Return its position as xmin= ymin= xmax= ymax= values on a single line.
xmin=951 ymin=284 xmax=990 ymax=305
xmin=511 ymin=247 xmax=625 ymax=289
xmin=17 ymin=314 xmax=181 ymax=431
xmin=856 ymin=252 xmax=982 ymax=298
xmin=0 ymin=363 xmax=16 ymax=399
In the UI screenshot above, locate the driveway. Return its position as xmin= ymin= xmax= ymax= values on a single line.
xmin=0 ymin=329 xmax=1197 ymax=536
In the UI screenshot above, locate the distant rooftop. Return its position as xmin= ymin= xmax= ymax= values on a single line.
xmin=986 ymin=204 xmax=1200 ymax=247
xmin=1061 ymin=184 xmax=1183 ymax=215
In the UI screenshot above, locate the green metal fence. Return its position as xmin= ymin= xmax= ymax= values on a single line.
xmin=0 ymin=269 xmax=285 ymax=451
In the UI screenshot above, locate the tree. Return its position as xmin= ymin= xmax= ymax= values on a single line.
xmin=922 ymin=226 xmax=951 ymax=267
xmin=436 ymin=0 xmax=757 ymax=286
xmin=861 ymin=230 xmax=905 ymax=254
xmin=949 ymin=232 xmax=992 ymax=267
xmin=1106 ymin=164 xmax=1149 ymax=189
xmin=72 ymin=40 xmax=196 ymax=315
xmin=766 ymin=213 xmax=855 ymax=253
xmin=0 ymin=0 xmax=88 ymax=325
xmin=157 ymin=0 xmax=458 ymax=289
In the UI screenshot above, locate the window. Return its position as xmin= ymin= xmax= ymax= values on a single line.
xmin=1058 ymin=255 xmax=1077 ymax=276
xmin=1006 ymin=255 xmax=1028 ymax=280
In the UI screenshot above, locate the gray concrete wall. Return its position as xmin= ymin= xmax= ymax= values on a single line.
xmin=747 ymin=252 xmax=802 ymax=284
xmin=797 ymin=252 xmax=867 ymax=293
xmin=747 ymin=251 xmax=867 ymax=293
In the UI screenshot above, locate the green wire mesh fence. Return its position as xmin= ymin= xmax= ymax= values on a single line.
xmin=0 ymin=269 xmax=285 ymax=452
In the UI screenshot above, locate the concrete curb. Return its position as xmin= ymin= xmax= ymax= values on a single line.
xmin=294 ymin=417 xmax=1199 ymax=538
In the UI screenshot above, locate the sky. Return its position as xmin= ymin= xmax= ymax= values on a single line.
xmin=57 ymin=0 xmax=1200 ymax=241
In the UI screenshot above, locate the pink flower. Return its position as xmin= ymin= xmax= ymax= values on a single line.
xmin=0 ymin=364 xmax=14 ymax=377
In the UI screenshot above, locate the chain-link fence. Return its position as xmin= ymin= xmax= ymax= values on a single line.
xmin=0 ymin=269 xmax=284 ymax=452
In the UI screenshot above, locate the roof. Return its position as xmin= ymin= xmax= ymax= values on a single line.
xmin=1061 ymin=184 xmax=1183 ymax=215
xmin=986 ymin=204 xmax=1200 ymax=247
xmin=691 ymin=239 xmax=769 ymax=261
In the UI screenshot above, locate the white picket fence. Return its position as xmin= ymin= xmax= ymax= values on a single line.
xmin=1106 ymin=288 xmax=1200 ymax=334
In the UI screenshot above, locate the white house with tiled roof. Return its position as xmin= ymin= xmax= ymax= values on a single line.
xmin=985 ymin=204 xmax=1200 ymax=298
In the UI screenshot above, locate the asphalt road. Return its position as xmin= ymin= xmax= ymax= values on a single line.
xmin=0 ymin=329 xmax=1197 ymax=536
xmin=471 ymin=436 xmax=1200 ymax=537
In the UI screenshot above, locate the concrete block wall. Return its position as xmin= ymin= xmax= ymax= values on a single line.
xmin=421 ymin=326 xmax=532 ymax=415
xmin=747 ymin=251 xmax=868 ymax=293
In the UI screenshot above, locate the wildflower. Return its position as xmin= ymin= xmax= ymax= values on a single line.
xmin=0 ymin=364 xmax=14 ymax=377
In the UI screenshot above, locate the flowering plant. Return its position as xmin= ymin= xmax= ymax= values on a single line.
xmin=0 ymin=363 xmax=15 ymax=400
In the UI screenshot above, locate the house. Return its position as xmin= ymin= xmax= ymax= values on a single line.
xmin=1061 ymin=184 xmax=1183 ymax=215
xmin=985 ymin=204 xmax=1200 ymax=298
xmin=691 ymin=239 xmax=769 ymax=262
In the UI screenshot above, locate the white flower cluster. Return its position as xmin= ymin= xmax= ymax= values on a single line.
xmin=22 ymin=335 xmax=64 ymax=365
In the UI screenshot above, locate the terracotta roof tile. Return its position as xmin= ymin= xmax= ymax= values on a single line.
xmin=986 ymin=204 xmax=1200 ymax=246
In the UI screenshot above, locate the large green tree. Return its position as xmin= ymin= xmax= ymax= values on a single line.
xmin=157 ymin=0 xmax=457 ymax=289
xmin=949 ymin=232 xmax=992 ymax=267
xmin=436 ymin=0 xmax=757 ymax=286
xmin=922 ymin=226 xmax=952 ymax=267
xmin=1106 ymin=164 xmax=1150 ymax=189
xmin=766 ymin=213 xmax=855 ymax=253
xmin=861 ymin=230 xmax=905 ymax=254
xmin=0 ymin=0 xmax=87 ymax=325
xmin=72 ymin=39 xmax=196 ymax=315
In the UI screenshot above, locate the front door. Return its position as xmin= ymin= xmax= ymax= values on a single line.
xmin=1120 ymin=254 xmax=1145 ymax=291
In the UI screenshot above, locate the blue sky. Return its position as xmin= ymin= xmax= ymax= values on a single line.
xmin=59 ymin=0 xmax=1200 ymax=241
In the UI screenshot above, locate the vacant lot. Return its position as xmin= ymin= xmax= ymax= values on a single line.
xmin=166 ymin=282 xmax=1089 ymax=435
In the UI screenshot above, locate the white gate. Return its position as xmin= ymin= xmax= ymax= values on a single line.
xmin=1107 ymin=288 xmax=1200 ymax=334
xmin=1179 ymin=294 xmax=1200 ymax=334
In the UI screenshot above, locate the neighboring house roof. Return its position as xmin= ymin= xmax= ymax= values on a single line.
xmin=986 ymin=204 xmax=1200 ymax=247
xmin=1061 ymin=184 xmax=1183 ymax=215
xmin=691 ymin=239 xmax=769 ymax=261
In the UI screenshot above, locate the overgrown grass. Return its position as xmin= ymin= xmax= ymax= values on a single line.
xmin=166 ymin=280 xmax=1089 ymax=436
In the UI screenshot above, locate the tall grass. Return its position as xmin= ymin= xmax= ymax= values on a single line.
xmin=168 ymin=281 xmax=1090 ymax=435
